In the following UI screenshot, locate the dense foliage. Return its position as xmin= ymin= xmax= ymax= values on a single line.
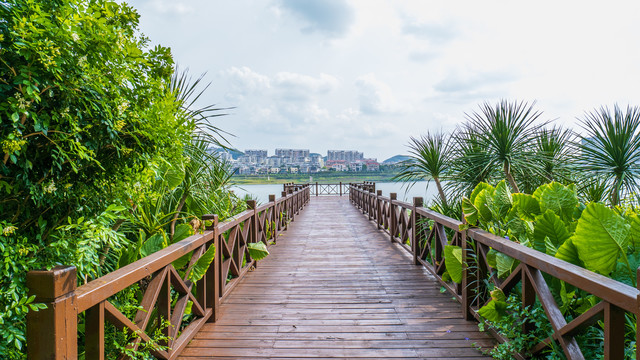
xmin=400 ymin=100 xmax=640 ymax=358
xmin=0 ymin=1 xmax=244 ymax=358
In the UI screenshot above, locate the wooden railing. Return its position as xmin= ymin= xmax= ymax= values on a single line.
xmin=26 ymin=185 xmax=311 ymax=360
xmin=285 ymin=181 xmax=374 ymax=196
xmin=350 ymin=184 xmax=640 ymax=360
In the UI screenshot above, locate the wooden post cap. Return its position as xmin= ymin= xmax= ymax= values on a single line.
xmin=390 ymin=193 xmax=397 ymax=200
xmin=413 ymin=197 xmax=424 ymax=207
xmin=27 ymin=266 xmax=77 ymax=301
xmin=269 ymin=194 xmax=276 ymax=202
xmin=377 ymin=190 xmax=382 ymax=196
xmin=246 ymin=199 xmax=257 ymax=209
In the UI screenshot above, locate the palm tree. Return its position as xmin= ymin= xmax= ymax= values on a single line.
xmin=535 ymin=126 xmax=576 ymax=183
xmin=448 ymin=127 xmax=495 ymax=198
xmin=395 ymin=132 xmax=450 ymax=207
xmin=578 ymin=104 xmax=640 ymax=206
xmin=463 ymin=100 xmax=547 ymax=193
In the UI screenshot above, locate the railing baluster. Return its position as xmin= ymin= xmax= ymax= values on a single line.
xmin=158 ymin=271 xmax=171 ymax=350
xmin=412 ymin=197 xmax=423 ymax=265
xmin=604 ymin=303 xmax=625 ymax=360
xmin=85 ymin=301 xmax=105 ymax=360
xmin=389 ymin=193 xmax=397 ymax=243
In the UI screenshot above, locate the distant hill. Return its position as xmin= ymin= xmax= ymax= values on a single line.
xmin=383 ymin=155 xmax=410 ymax=164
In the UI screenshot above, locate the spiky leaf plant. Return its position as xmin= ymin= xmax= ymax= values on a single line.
xmin=463 ymin=100 xmax=547 ymax=193
xmin=578 ymin=105 xmax=640 ymax=206
xmin=395 ymin=132 xmax=451 ymax=206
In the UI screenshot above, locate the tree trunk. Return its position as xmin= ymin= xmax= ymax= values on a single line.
xmin=503 ymin=162 xmax=520 ymax=193
xmin=611 ymin=174 xmax=624 ymax=206
xmin=434 ymin=176 xmax=448 ymax=208
xmin=170 ymin=191 xmax=189 ymax=238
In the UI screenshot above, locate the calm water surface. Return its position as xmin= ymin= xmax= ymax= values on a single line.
xmin=231 ymin=181 xmax=438 ymax=205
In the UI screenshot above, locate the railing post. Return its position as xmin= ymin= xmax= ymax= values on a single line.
xmin=636 ymin=267 xmax=640 ymax=360
xmin=281 ymin=191 xmax=288 ymax=229
xmin=316 ymin=181 xmax=318 ymax=197
xmin=390 ymin=193 xmax=397 ymax=243
xmin=376 ymin=190 xmax=382 ymax=229
xmin=368 ymin=189 xmax=374 ymax=221
xmin=247 ymin=199 xmax=258 ymax=244
xmin=461 ymin=229 xmax=475 ymax=321
xmin=412 ymin=197 xmax=423 ymax=265
xmin=27 ymin=266 xmax=78 ymax=360
xmin=604 ymin=303 xmax=625 ymax=360
xmin=269 ymin=195 xmax=277 ymax=243
xmin=339 ymin=181 xmax=342 ymax=196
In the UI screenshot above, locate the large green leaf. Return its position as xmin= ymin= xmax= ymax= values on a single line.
xmin=248 ymin=242 xmax=270 ymax=261
xmin=470 ymin=182 xmax=494 ymax=204
xmin=573 ymin=202 xmax=630 ymax=275
xmin=172 ymin=223 xmax=194 ymax=244
xmin=496 ymin=252 xmax=517 ymax=278
xmin=444 ymin=245 xmax=463 ymax=283
xmin=555 ymin=238 xmax=581 ymax=266
xmin=188 ymin=245 xmax=216 ymax=282
xmin=140 ymin=232 xmax=167 ymax=258
xmin=533 ymin=210 xmax=571 ymax=253
xmin=539 ymin=182 xmax=579 ymax=222
xmin=532 ymin=183 xmax=551 ymax=200
xmin=462 ymin=198 xmax=478 ymax=226
xmin=491 ymin=180 xmax=513 ymax=219
xmin=474 ymin=189 xmax=493 ymax=223
xmin=157 ymin=160 xmax=185 ymax=190
xmin=626 ymin=213 xmax=640 ymax=249
xmin=507 ymin=218 xmax=533 ymax=243
xmin=512 ymin=193 xmax=541 ymax=221
xmin=478 ymin=289 xmax=507 ymax=322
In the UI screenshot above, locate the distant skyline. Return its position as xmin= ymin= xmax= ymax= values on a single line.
xmin=126 ymin=0 xmax=640 ymax=160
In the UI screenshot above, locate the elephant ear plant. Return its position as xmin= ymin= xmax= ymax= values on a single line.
xmin=447 ymin=180 xmax=640 ymax=357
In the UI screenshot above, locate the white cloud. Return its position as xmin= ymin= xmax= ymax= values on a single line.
xmin=127 ymin=0 xmax=640 ymax=160
xmin=355 ymin=74 xmax=403 ymax=116
xmin=147 ymin=0 xmax=193 ymax=14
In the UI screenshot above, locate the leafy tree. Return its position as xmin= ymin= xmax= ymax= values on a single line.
xmin=0 ymin=0 xmax=195 ymax=357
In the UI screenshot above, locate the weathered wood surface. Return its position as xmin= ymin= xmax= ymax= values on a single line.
xmin=179 ymin=196 xmax=494 ymax=359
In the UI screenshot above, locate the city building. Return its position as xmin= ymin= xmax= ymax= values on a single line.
xmin=327 ymin=150 xmax=364 ymax=163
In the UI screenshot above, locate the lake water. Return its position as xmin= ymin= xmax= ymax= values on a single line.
xmin=231 ymin=181 xmax=438 ymax=205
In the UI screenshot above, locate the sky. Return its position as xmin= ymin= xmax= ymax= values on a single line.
xmin=126 ymin=0 xmax=640 ymax=161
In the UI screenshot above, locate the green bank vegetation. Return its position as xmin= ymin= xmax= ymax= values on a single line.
xmin=232 ymin=170 xmax=401 ymax=185
xmin=400 ymin=100 xmax=640 ymax=358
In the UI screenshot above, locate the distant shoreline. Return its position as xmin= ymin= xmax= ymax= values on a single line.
xmin=231 ymin=171 xmax=403 ymax=185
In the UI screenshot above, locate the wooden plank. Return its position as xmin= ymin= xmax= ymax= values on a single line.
xmin=178 ymin=197 xmax=492 ymax=359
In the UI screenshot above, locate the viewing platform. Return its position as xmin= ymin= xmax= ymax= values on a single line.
xmin=179 ymin=196 xmax=493 ymax=359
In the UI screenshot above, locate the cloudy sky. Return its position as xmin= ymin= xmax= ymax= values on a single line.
xmin=127 ymin=0 xmax=640 ymax=161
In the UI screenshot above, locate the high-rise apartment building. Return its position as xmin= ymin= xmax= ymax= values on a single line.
xmin=327 ymin=150 xmax=364 ymax=162
xmin=275 ymin=149 xmax=310 ymax=163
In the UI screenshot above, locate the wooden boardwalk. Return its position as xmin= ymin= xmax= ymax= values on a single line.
xmin=180 ymin=196 xmax=494 ymax=359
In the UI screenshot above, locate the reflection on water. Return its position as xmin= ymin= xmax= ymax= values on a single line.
xmin=231 ymin=181 xmax=438 ymax=205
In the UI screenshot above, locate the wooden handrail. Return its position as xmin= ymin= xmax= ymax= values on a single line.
xmin=26 ymin=185 xmax=311 ymax=360
xmin=349 ymin=184 xmax=639 ymax=360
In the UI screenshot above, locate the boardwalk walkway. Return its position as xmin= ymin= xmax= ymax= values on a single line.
xmin=180 ymin=196 xmax=494 ymax=359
